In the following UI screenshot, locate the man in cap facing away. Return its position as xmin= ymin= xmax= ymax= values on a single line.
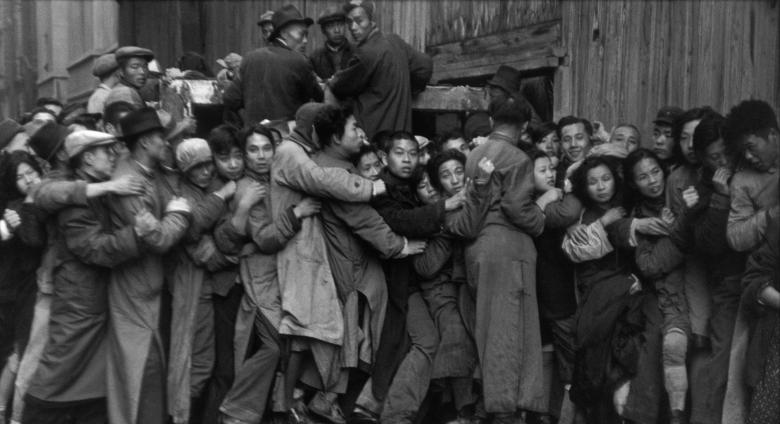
xmin=224 ymin=4 xmax=323 ymax=126
xmin=23 ymin=130 xmax=147 ymax=424
xmin=309 ymin=5 xmax=353 ymax=81
xmin=87 ymin=53 xmax=120 ymax=115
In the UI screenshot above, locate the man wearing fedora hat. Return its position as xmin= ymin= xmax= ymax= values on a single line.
xmin=257 ymin=10 xmax=275 ymax=45
xmin=87 ymin=53 xmax=120 ymax=115
xmin=486 ymin=65 xmax=542 ymax=126
xmin=23 ymin=130 xmax=149 ymax=424
xmin=224 ymin=4 xmax=323 ymax=126
xmin=309 ymin=6 xmax=354 ymax=81
xmin=105 ymin=46 xmax=155 ymax=111
xmin=328 ymin=1 xmax=432 ymax=138
xmin=105 ymin=107 xmax=192 ymax=424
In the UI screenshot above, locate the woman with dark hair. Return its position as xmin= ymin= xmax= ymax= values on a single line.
xmin=0 ymin=151 xmax=47 ymax=419
xmin=412 ymin=149 xmax=494 ymax=423
xmin=622 ymin=148 xmax=690 ymax=423
xmin=527 ymin=148 xmax=582 ymax=421
xmin=529 ymin=122 xmax=561 ymax=166
xmin=563 ymin=156 xmax=662 ymax=424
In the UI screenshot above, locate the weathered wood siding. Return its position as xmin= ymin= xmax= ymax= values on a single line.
xmin=556 ymin=0 xmax=780 ymax=139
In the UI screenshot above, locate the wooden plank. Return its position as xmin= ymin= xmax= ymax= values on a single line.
xmin=411 ymin=85 xmax=489 ymax=111
xmin=426 ymin=20 xmax=561 ymax=57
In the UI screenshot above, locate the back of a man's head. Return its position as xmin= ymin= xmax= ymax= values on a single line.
xmin=489 ymin=98 xmax=531 ymax=129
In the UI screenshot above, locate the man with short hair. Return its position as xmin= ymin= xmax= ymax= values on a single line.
xmin=106 ymin=107 xmax=192 ymax=424
xmin=464 ymin=98 xmax=546 ymax=422
xmin=309 ymin=6 xmax=353 ymax=81
xmin=87 ymin=53 xmax=120 ymax=115
xmin=651 ymin=106 xmax=684 ymax=168
xmin=224 ymin=4 xmax=323 ymax=125
xmin=23 ymin=130 xmax=145 ymax=424
xmin=556 ymin=115 xmax=593 ymax=184
xmin=328 ymin=2 xmax=432 ymax=138
xmin=105 ymin=46 xmax=155 ymax=110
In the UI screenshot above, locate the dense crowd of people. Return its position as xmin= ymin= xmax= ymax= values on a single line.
xmin=0 ymin=2 xmax=778 ymax=424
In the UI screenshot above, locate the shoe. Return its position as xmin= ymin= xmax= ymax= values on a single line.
xmin=670 ymin=409 xmax=688 ymax=424
xmin=349 ymin=405 xmax=379 ymax=424
xmin=308 ymin=392 xmax=346 ymax=424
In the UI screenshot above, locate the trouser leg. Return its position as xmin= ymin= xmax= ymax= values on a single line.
xmin=220 ymin=313 xmax=280 ymax=424
xmin=137 ymin=340 xmax=166 ymax=424
xmin=203 ymin=284 xmax=242 ymax=424
xmin=381 ymin=292 xmax=438 ymax=424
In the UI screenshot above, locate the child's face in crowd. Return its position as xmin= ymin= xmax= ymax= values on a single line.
xmin=416 ymin=172 xmax=440 ymax=205
xmin=632 ymin=157 xmax=665 ymax=199
xmin=437 ymin=159 xmax=465 ymax=197
xmin=535 ymin=131 xmax=560 ymax=158
xmin=561 ymin=123 xmax=590 ymax=162
xmin=533 ymin=156 xmax=556 ymax=193
xmin=741 ymin=130 xmax=779 ymax=172
xmin=610 ymin=126 xmax=639 ymax=153
xmin=214 ymin=147 xmax=245 ymax=181
xmin=384 ymin=138 xmax=419 ymax=179
xmin=15 ymin=162 xmax=41 ymax=195
xmin=187 ymin=161 xmax=216 ymax=189
xmin=652 ymin=124 xmax=674 ymax=160
xmin=357 ymin=152 xmax=382 ymax=181
xmin=679 ymin=119 xmax=702 ymax=165
xmin=245 ymin=132 xmax=275 ymax=175
xmin=702 ymin=139 xmax=732 ymax=172
xmin=586 ymin=164 xmax=616 ymax=205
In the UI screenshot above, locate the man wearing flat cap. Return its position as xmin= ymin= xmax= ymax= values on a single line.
xmin=309 ymin=5 xmax=354 ymax=80
xmin=106 ymin=107 xmax=192 ymax=424
xmin=224 ymin=4 xmax=323 ymax=126
xmin=328 ymin=1 xmax=432 ymax=138
xmin=105 ymin=46 xmax=155 ymax=111
xmin=23 ymin=130 xmax=146 ymax=423
xmin=87 ymin=53 xmax=120 ymax=115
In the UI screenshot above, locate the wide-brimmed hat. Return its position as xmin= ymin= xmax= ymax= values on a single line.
xmin=119 ymin=107 xmax=164 ymax=140
xmin=29 ymin=122 xmax=71 ymax=161
xmin=64 ymin=130 xmax=117 ymax=160
xmin=0 ymin=119 xmax=25 ymax=151
xmin=653 ymin=106 xmax=684 ymax=126
xmin=270 ymin=5 xmax=313 ymax=39
xmin=92 ymin=53 xmax=119 ymax=78
xmin=115 ymin=46 xmax=155 ymax=62
xmin=317 ymin=5 xmax=347 ymax=26
xmin=257 ymin=10 xmax=274 ymax=26
xmin=486 ymin=65 xmax=521 ymax=96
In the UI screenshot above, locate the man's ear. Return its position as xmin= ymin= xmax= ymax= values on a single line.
xmin=378 ymin=150 xmax=388 ymax=165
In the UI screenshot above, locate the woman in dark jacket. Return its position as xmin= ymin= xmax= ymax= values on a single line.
xmin=0 ymin=151 xmax=47 ymax=417
xmin=623 ymin=149 xmax=690 ymax=423
xmin=562 ymin=156 xmax=662 ymax=424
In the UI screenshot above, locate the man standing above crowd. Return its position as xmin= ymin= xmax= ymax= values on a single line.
xmin=310 ymin=6 xmax=353 ymax=81
xmin=224 ymin=4 xmax=323 ymax=126
xmin=328 ymin=1 xmax=432 ymax=137
xmin=87 ymin=53 xmax=120 ymax=115
xmin=105 ymin=46 xmax=154 ymax=110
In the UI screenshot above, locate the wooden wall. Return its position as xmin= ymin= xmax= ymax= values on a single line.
xmin=555 ymin=0 xmax=780 ymax=140
xmin=116 ymin=0 xmax=780 ymax=138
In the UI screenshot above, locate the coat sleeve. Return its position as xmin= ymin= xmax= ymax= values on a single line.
xmin=273 ymin=142 xmax=373 ymax=202
xmin=17 ymin=203 xmax=47 ymax=248
xmin=500 ymin=157 xmax=545 ymax=237
xmin=328 ymin=200 xmax=406 ymax=259
xmin=400 ymin=36 xmax=433 ymax=94
xmin=741 ymin=217 xmax=778 ymax=314
xmin=412 ymin=235 xmax=452 ymax=279
xmin=328 ymin=52 xmax=374 ymax=99
xmin=371 ymin=195 xmax=445 ymax=238
xmin=544 ymin=193 xmax=583 ymax=230
xmin=690 ymin=192 xmax=732 ymax=256
xmin=213 ymin=214 xmax=246 ymax=256
xmin=444 ymin=181 xmax=490 ymax=239
xmin=299 ymin=60 xmax=324 ymax=102
xmin=184 ymin=192 xmax=226 ymax=242
xmin=32 ymin=178 xmax=88 ymax=214
xmin=110 ymin=193 xmax=190 ymax=255
xmin=635 ymin=236 xmax=686 ymax=280
xmin=249 ymin=202 xmax=301 ymax=255
xmin=727 ymin=175 xmax=772 ymax=252
xmin=222 ymin=72 xmax=244 ymax=112
xmin=59 ymin=205 xmax=141 ymax=267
